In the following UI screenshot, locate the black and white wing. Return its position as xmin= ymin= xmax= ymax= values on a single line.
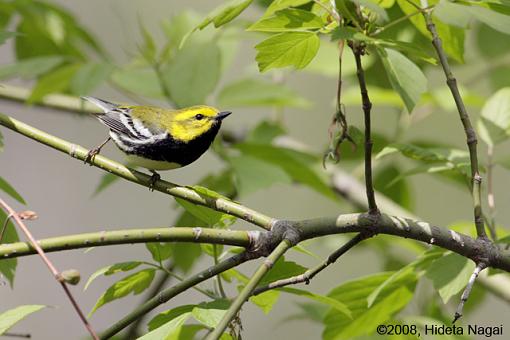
xmin=83 ymin=96 xmax=167 ymax=152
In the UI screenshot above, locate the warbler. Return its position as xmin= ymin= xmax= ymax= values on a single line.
xmin=82 ymin=96 xmax=232 ymax=185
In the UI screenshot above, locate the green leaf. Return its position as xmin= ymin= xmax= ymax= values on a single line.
xmin=111 ymin=67 xmax=164 ymax=99
xmin=397 ymin=0 xmax=465 ymax=62
xmin=246 ymin=120 xmax=286 ymax=143
xmin=181 ymin=0 xmax=253 ymax=47
xmin=377 ymin=47 xmax=427 ymax=113
xmin=425 ymin=252 xmax=476 ymax=303
xmin=331 ymin=27 xmax=373 ymax=42
xmin=13 ymin=2 xmax=104 ymax=60
xmin=28 ymin=63 xmax=81 ymax=103
xmin=191 ymin=299 xmax=230 ymax=328
xmin=0 ymin=176 xmax=25 ymax=204
xmin=323 ymin=271 xmax=417 ymax=340
xmin=255 ymin=32 xmax=320 ymax=72
xmin=84 ymin=261 xmax=143 ymax=290
xmin=148 ymin=305 xmax=196 ymax=331
xmin=175 ymin=197 xmax=233 ymax=227
xmin=280 ymin=287 xmax=351 ymax=318
xmin=468 ymin=5 xmax=510 ymax=34
xmin=138 ymin=21 xmax=157 ymax=63
xmin=0 ymin=305 xmax=45 ymax=335
xmin=374 ymin=39 xmax=436 ymax=64
xmin=148 ymin=300 xmax=229 ymax=333
xmin=374 ymin=165 xmax=412 ymax=210
xmin=0 ymin=55 xmax=65 ymax=80
xmin=235 ymin=143 xmax=337 ymax=199
xmin=367 ymin=248 xmax=445 ymax=307
xmin=163 ymin=39 xmax=221 ymax=108
xmin=250 ymin=290 xmax=281 ymax=314
xmin=70 ymin=62 xmax=114 ymax=95
xmin=262 ymin=0 xmax=312 ymax=17
xmin=248 ymin=8 xmax=324 ymax=32
xmin=197 ymin=0 xmax=253 ymax=30
xmin=146 ymin=243 xmax=173 ymax=263
xmin=477 ymin=87 xmax=510 ymax=146
xmin=217 ymin=78 xmax=310 ymax=108
xmin=375 ymin=143 xmax=468 ymax=164
xmin=93 ymin=173 xmax=120 ymax=196
xmin=0 ymin=209 xmax=19 ymax=287
xmin=477 ymin=23 xmax=510 ymax=58
xmin=258 ymin=258 xmax=307 ymax=287
xmin=89 ymin=268 xmax=156 ymax=315
xmin=139 ymin=312 xmax=191 ymax=340
xmin=303 ymin=38 xmax=362 ymax=77
xmin=230 ymin=155 xmax=292 ymax=196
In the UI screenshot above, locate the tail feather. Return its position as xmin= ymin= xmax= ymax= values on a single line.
xmin=82 ymin=96 xmax=119 ymax=113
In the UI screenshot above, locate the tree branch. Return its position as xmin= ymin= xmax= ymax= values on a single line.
xmin=253 ymin=233 xmax=368 ymax=295
xmin=351 ymin=43 xmax=379 ymax=215
xmin=206 ymin=240 xmax=292 ymax=340
xmin=0 ymin=198 xmax=99 ymax=340
xmin=419 ymin=4 xmax=486 ymax=240
xmin=0 ymin=227 xmax=255 ymax=259
xmin=101 ymin=251 xmax=258 ymax=339
xmin=453 ymin=263 xmax=487 ymax=323
xmin=0 ymin=112 xmax=275 ymax=230
xmin=0 ymin=84 xmax=94 ymax=114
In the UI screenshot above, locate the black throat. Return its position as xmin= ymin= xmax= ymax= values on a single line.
xmin=126 ymin=122 xmax=222 ymax=167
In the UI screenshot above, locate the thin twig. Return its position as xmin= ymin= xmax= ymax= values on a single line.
xmin=253 ymin=233 xmax=367 ymax=295
xmin=207 ymin=240 xmax=292 ymax=340
xmin=453 ymin=263 xmax=487 ymax=323
xmin=101 ymin=251 xmax=258 ymax=339
xmin=213 ymin=244 xmax=227 ymax=298
xmin=487 ymin=146 xmax=497 ymax=241
xmin=371 ymin=6 xmax=433 ymax=35
xmin=0 ymin=199 xmax=99 ymax=340
xmin=2 ymin=332 xmax=31 ymax=338
xmin=141 ymin=261 xmax=217 ymax=299
xmin=419 ymin=2 xmax=486 ymax=240
xmin=351 ymin=43 xmax=379 ymax=215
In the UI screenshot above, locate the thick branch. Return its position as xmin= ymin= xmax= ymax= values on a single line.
xmin=0 ymin=227 xmax=255 ymax=259
xmin=207 ymin=240 xmax=292 ymax=340
xmin=101 ymin=251 xmax=258 ymax=339
xmin=351 ymin=44 xmax=379 ymax=215
xmin=292 ymin=213 xmax=510 ymax=272
xmin=420 ymin=6 xmax=485 ymax=239
xmin=0 ymin=112 xmax=275 ymax=230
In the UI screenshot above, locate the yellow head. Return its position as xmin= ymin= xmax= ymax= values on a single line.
xmin=165 ymin=106 xmax=231 ymax=142
xmin=128 ymin=105 xmax=231 ymax=143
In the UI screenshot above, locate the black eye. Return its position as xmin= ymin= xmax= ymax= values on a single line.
xmin=195 ymin=114 xmax=204 ymax=120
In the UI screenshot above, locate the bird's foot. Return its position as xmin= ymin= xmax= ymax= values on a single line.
xmin=149 ymin=171 xmax=161 ymax=191
xmin=84 ymin=147 xmax=100 ymax=164
xmin=84 ymin=137 xmax=111 ymax=165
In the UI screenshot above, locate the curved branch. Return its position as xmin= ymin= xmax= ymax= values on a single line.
xmin=0 ymin=112 xmax=275 ymax=230
xmin=0 ymin=227 xmax=255 ymax=259
xmin=294 ymin=214 xmax=510 ymax=271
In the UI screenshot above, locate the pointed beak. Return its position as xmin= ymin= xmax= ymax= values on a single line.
xmin=216 ymin=111 xmax=232 ymax=121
